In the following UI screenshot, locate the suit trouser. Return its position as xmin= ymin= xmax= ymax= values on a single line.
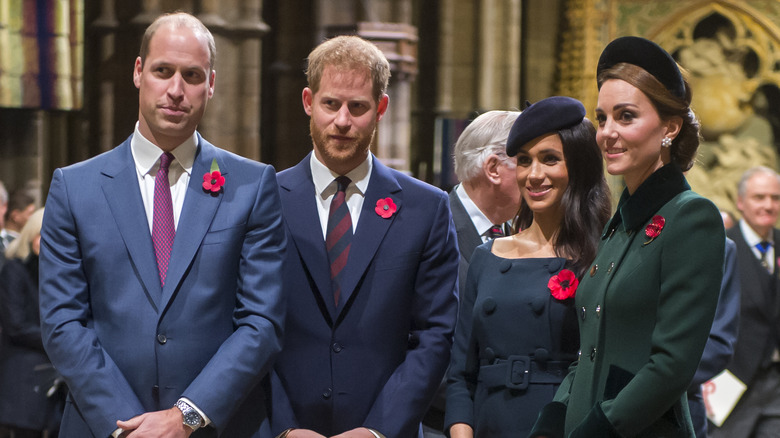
xmin=710 ymin=365 xmax=780 ymax=438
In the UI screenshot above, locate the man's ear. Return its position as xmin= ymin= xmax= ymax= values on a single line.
xmin=133 ymin=57 xmax=143 ymax=89
xmin=376 ymin=94 xmax=389 ymax=122
xmin=302 ymin=87 xmax=314 ymax=116
xmin=483 ymin=154 xmax=504 ymax=184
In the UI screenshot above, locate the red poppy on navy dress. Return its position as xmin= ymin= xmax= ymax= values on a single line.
xmin=375 ymin=197 xmax=397 ymax=219
xmin=548 ymin=269 xmax=578 ymax=300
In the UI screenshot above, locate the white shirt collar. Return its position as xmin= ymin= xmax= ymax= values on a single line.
xmin=740 ymin=219 xmax=772 ymax=247
xmin=130 ymin=122 xmax=197 ymax=176
xmin=310 ymin=152 xmax=372 ymax=198
xmin=455 ymin=183 xmax=494 ymax=236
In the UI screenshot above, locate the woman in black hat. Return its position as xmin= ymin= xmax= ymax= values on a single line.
xmin=530 ymin=37 xmax=725 ymax=438
xmin=445 ymin=96 xmax=610 ymax=437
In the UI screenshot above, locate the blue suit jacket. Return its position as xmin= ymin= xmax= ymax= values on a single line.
xmin=269 ymin=154 xmax=459 ymax=437
xmin=39 ymin=135 xmax=286 ymax=438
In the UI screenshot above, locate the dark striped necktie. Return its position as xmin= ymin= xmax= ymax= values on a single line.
xmin=486 ymin=224 xmax=505 ymax=239
xmin=326 ymin=176 xmax=352 ymax=306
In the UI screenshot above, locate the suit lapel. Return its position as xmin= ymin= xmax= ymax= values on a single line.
xmin=160 ymin=136 xmax=224 ymax=309
xmin=337 ymin=159 xmax=402 ymax=314
xmin=279 ymin=156 xmax=338 ymax=319
xmin=101 ymin=139 xmax=161 ymax=311
xmin=448 ymin=188 xmax=482 ymax=261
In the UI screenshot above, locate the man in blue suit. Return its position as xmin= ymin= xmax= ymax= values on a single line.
xmin=39 ymin=12 xmax=285 ymax=438
xmin=269 ymin=36 xmax=459 ymax=438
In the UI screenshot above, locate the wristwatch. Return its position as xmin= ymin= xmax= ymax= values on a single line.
xmin=175 ymin=399 xmax=203 ymax=431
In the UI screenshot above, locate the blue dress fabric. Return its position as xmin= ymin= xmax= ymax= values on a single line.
xmin=445 ymin=240 xmax=579 ymax=436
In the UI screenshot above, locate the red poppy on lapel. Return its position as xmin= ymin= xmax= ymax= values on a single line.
xmin=643 ymin=215 xmax=665 ymax=245
xmin=375 ymin=197 xmax=397 ymax=219
xmin=548 ymin=269 xmax=578 ymax=300
xmin=203 ymin=158 xmax=225 ymax=193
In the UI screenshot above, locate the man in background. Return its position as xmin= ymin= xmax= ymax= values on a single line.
xmin=3 ymin=189 xmax=36 ymax=242
xmin=423 ymin=110 xmax=522 ymax=436
xmin=715 ymin=166 xmax=780 ymax=437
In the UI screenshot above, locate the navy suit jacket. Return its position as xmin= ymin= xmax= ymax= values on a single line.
xmin=270 ymin=153 xmax=459 ymax=437
xmin=687 ymin=237 xmax=740 ymax=438
xmin=39 ymin=135 xmax=286 ymax=438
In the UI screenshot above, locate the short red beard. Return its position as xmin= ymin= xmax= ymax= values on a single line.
xmin=309 ymin=118 xmax=375 ymax=166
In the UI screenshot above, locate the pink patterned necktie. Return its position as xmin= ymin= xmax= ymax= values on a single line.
xmin=153 ymin=152 xmax=175 ymax=286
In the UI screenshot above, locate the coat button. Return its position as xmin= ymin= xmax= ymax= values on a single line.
xmin=596 ymin=305 xmax=601 ymax=318
xmin=580 ymin=306 xmax=586 ymax=321
xmin=332 ymin=342 xmax=342 ymax=353
xmin=590 ymin=264 xmax=598 ymax=277
xmin=607 ymin=262 xmax=615 ymax=274
xmin=157 ymin=334 xmax=167 ymax=344
xmin=589 ymin=347 xmax=596 ymax=361
xmin=322 ymin=388 xmax=332 ymax=399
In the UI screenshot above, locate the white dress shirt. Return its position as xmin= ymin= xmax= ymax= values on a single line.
xmin=130 ymin=123 xmax=196 ymax=233
xmin=310 ymin=152 xmax=372 ymax=239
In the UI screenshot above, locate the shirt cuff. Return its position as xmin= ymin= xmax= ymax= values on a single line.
xmin=111 ymin=428 xmax=123 ymax=438
xmin=179 ymin=397 xmax=212 ymax=427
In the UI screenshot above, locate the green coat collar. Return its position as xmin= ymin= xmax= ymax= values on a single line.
xmin=604 ymin=163 xmax=690 ymax=237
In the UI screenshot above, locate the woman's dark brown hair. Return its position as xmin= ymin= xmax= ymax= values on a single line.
xmin=513 ymin=119 xmax=612 ymax=277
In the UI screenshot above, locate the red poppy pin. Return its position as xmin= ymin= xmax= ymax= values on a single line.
xmin=644 ymin=215 xmax=665 ymax=245
xmin=375 ymin=197 xmax=397 ymax=219
xmin=203 ymin=158 xmax=225 ymax=193
xmin=548 ymin=269 xmax=578 ymax=300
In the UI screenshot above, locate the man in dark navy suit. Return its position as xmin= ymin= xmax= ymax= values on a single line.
xmin=270 ymin=35 xmax=459 ymax=438
xmin=715 ymin=166 xmax=780 ymax=438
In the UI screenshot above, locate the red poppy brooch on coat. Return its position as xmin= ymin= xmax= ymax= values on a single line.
xmin=548 ymin=269 xmax=578 ymax=300
xmin=202 ymin=158 xmax=225 ymax=193
xmin=375 ymin=197 xmax=397 ymax=218
xmin=644 ymin=215 xmax=665 ymax=245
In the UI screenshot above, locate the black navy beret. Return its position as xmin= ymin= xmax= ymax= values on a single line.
xmin=506 ymin=96 xmax=586 ymax=157
xmin=597 ymin=36 xmax=685 ymax=100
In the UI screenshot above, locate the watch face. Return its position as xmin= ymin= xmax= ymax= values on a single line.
xmin=183 ymin=410 xmax=201 ymax=427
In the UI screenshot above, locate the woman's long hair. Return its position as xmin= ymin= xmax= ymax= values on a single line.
xmin=5 ymin=207 xmax=44 ymax=261
xmin=513 ymin=120 xmax=611 ymax=277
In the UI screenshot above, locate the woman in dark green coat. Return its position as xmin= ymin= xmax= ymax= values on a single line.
xmin=530 ymin=37 xmax=725 ymax=438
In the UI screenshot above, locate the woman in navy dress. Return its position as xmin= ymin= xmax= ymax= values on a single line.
xmin=445 ymin=97 xmax=611 ymax=437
